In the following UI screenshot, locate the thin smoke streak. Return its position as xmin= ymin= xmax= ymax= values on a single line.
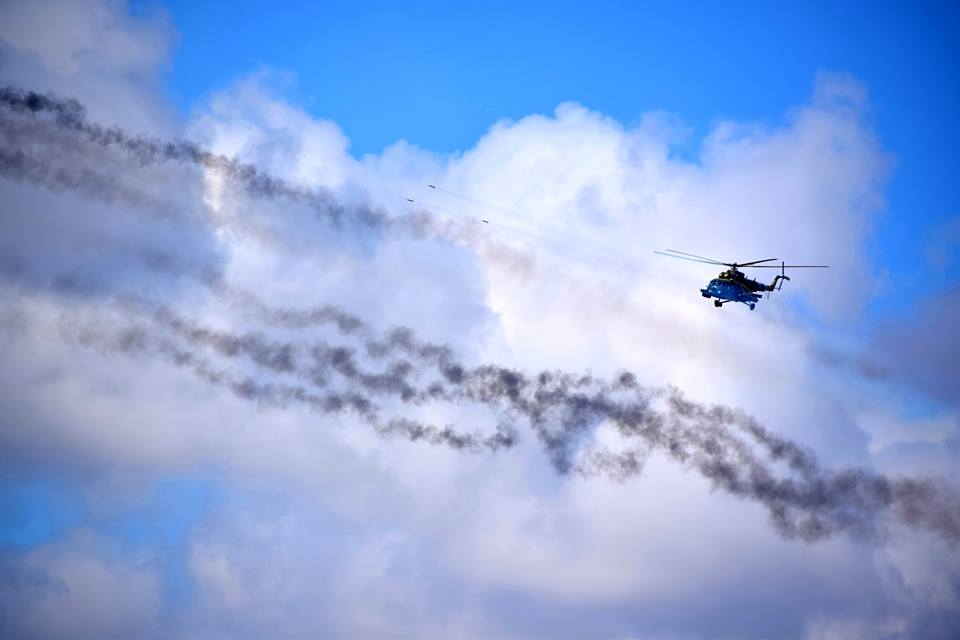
xmin=0 ymin=86 xmax=535 ymax=274
xmin=116 ymin=296 xmax=457 ymax=404
xmin=0 ymin=120 xmax=179 ymax=219
xmin=1 ymin=86 xmax=446 ymax=238
xmin=65 ymin=317 xmax=516 ymax=454
xmin=0 ymin=87 xmax=361 ymax=225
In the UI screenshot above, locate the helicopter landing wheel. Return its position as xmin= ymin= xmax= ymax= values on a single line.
xmin=714 ymin=300 xmax=722 ymax=308
xmin=749 ymin=303 xmax=755 ymax=310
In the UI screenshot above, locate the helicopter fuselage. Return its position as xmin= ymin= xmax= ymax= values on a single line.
xmin=699 ymin=269 xmax=775 ymax=310
xmin=655 ymin=250 xmax=823 ymax=310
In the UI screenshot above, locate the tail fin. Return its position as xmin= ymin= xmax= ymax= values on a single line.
xmin=769 ymin=261 xmax=790 ymax=293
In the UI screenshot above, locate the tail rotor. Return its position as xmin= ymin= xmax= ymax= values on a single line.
xmin=777 ymin=261 xmax=790 ymax=290
xmin=769 ymin=261 xmax=791 ymax=295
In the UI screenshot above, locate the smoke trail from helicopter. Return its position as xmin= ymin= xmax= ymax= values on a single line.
xmin=66 ymin=316 xmax=517 ymax=453
xmin=0 ymin=85 xmax=489 ymax=242
xmin=0 ymin=85 xmax=539 ymax=278
xmin=45 ymin=296 xmax=960 ymax=547
xmin=2 ymin=85 xmax=958 ymax=547
xmin=0 ymin=86 xmax=377 ymax=226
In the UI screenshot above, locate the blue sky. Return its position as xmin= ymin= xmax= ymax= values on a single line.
xmin=2 ymin=2 xmax=959 ymax=638
xmin=145 ymin=0 xmax=960 ymax=313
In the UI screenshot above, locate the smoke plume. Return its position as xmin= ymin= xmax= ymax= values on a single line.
xmin=0 ymin=85 xmax=537 ymax=278
xmin=51 ymin=297 xmax=960 ymax=546
xmin=0 ymin=86 xmax=468 ymax=237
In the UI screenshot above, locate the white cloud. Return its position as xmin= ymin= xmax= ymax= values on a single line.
xmin=0 ymin=532 xmax=162 ymax=640
xmin=0 ymin=0 xmax=175 ymax=133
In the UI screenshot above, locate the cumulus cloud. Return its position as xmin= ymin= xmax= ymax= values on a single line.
xmin=0 ymin=0 xmax=174 ymax=133
xmin=175 ymin=487 xmax=497 ymax=640
xmin=4 ymin=81 xmax=958 ymax=547
xmin=871 ymin=287 xmax=960 ymax=406
xmin=0 ymin=532 xmax=162 ymax=640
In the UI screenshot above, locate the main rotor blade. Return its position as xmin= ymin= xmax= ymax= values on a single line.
xmin=737 ymin=258 xmax=779 ymax=267
xmin=661 ymin=249 xmax=728 ymax=265
xmin=747 ymin=264 xmax=830 ymax=268
xmin=653 ymin=251 xmax=726 ymax=266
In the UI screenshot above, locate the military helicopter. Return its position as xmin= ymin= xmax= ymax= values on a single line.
xmin=655 ymin=250 xmax=829 ymax=310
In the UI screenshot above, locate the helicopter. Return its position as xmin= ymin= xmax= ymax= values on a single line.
xmin=655 ymin=250 xmax=829 ymax=310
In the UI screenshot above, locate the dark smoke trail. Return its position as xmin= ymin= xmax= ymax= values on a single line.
xmin=0 ymin=86 xmax=435 ymax=235
xmin=65 ymin=317 xmax=517 ymax=454
xmin=0 ymin=108 xmax=194 ymax=221
xmin=0 ymin=145 xmax=172 ymax=216
xmin=0 ymin=86 xmax=358 ymax=224
xmin=115 ymin=297 xmax=455 ymax=405
xmin=58 ymin=299 xmax=960 ymax=546
xmin=0 ymin=85 xmax=534 ymax=274
xmin=213 ymin=286 xmax=479 ymax=379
